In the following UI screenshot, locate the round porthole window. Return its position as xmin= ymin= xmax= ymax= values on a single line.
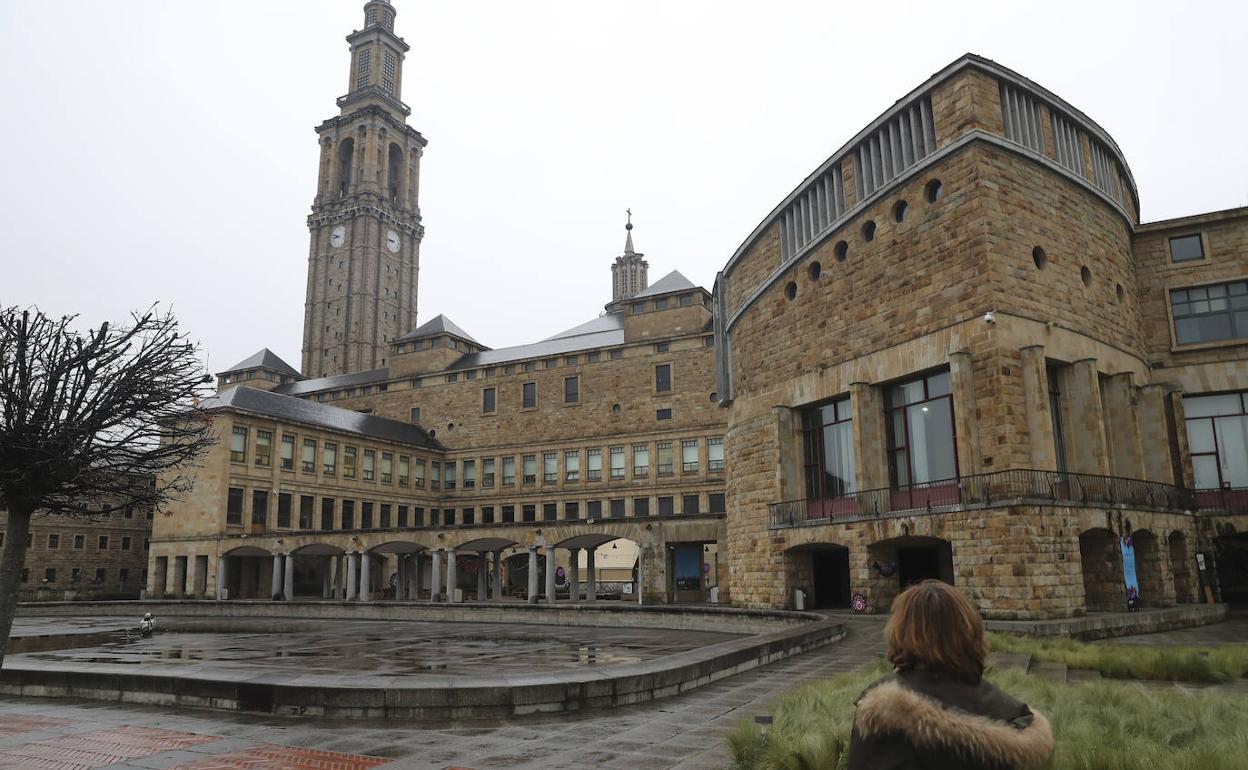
xmin=893 ymin=200 xmax=908 ymax=223
xmin=834 ymin=241 xmax=849 ymax=262
xmin=862 ymin=221 xmax=877 ymax=242
xmin=611 ymin=403 xmax=621 ymax=414
xmin=1032 ymin=247 xmax=1047 ymax=270
xmin=808 ymin=261 xmax=822 ymax=281
xmin=785 ymin=281 xmax=797 ymax=300
xmin=925 ymin=179 xmax=943 ymax=202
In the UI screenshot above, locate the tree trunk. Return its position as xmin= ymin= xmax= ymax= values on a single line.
xmin=0 ymin=503 xmax=34 ymax=669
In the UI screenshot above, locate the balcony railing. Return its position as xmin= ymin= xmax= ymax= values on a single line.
xmin=1195 ymin=486 xmax=1248 ymax=515
xmin=769 ymin=468 xmax=1199 ymax=529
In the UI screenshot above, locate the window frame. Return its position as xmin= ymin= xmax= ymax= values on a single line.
xmin=1170 ymin=278 xmax=1248 ymax=347
xmin=1167 ymin=232 xmax=1206 ymax=264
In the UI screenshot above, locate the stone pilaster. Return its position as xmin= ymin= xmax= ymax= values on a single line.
xmin=1102 ymin=372 xmax=1146 ymax=479
xmin=1065 ymin=359 xmax=1110 ymax=476
xmin=1019 ymin=346 xmax=1058 ymax=471
xmin=949 ymin=350 xmax=983 ymax=476
xmin=1137 ymin=384 xmax=1175 ymax=484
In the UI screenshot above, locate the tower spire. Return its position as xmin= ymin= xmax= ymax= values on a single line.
xmin=624 ymin=208 xmax=636 ymax=255
xmin=610 ymin=209 xmax=648 ymax=306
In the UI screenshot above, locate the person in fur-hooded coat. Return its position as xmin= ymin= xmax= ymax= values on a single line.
xmin=848 ymin=581 xmax=1054 ymax=770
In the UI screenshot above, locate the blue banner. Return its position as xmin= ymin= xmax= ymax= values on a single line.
xmin=1121 ymin=536 xmax=1140 ymax=610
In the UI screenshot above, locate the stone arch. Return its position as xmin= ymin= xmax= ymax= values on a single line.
xmin=867 ymin=535 xmax=954 ymax=613
xmin=1078 ymin=528 xmax=1123 ymax=612
xmin=1214 ymin=531 xmax=1248 ymax=606
xmin=784 ymin=542 xmax=851 ymax=609
xmin=1131 ymin=529 xmax=1173 ymax=607
xmin=220 ymin=545 xmax=273 ymax=600
xmin=336 ymin=137 xmax=355 ymax=197
xmin=289 ymin=543 xmax=345 ymax=556
xmin=1168 ymin=530 xmax=1197 ymax=604
xmin=387 ymin=143 xmax=403 ymax=203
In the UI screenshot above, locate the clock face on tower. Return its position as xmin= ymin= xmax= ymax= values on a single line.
xmin=386 ymin=229 xmax=401 ymax=252
xmin=330 ymin=225 xmax=346 ymax=248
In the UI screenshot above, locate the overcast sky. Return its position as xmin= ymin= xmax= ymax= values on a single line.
xmin=2 ymin=0 xmax=1245 ymax=374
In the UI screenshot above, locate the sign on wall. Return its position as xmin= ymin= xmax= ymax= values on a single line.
xmin=1121 ymin=536 xmax=1140 ymax=611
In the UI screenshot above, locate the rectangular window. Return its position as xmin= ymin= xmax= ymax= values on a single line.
xmin=565 ymin=450 xmax=580 ymax=481
xmin=382 ymin=50 xmax=396 ymax=93
xmin=463 ymin=459 xmax=476 ymax=488
xmin=323 ymin=442 xmax=338 ymax=475
xmin=399 ymin=455 xmax=410 ymax=486
xmin=363 ymin=449 xmax=375 ymax=481
xmin=230 ymin=426 xmax=247 ymax=463
xmin=544 ymin=359 xmax=556 ymax=369
xmin=356 ymin=48 xmax=371 ymax=90
xmin=565 ymin=355 xmax=578 ymax=365
xmin=299 ymin=495 xmax=314 ymax=529
xmin=1170 ymin=234 xmax=1205 ymax=263
xmin=502 ymin=456 xmax=516 ymax=486
xmin=523 ymin=361 xmax=536 ymax=373
xmin=565 ymin=501 xmax=579 ymax=520
xmin=564 ymin=376 xmax=579 ymax=403
xmin=523 ymin=454 xmax=536 ymax=485
xmin=343 ymin=446 xmax=357 ymax=478
xmin=1171 ymin=281 xmax=1248 ymax=345
xmin=522 ymin=504 xmax=536 ymax=522
xmin=610 ymin=446 xmax=625 ymax=479
xmin=227 ymin=487 xmax=244 ymax=525
xmin=588 ymin=352 xmax=600 ymax=363
xmin=633 ymin=444 xmax=649 ymax=477
xmin=254 ymin=430 xmax=272 ymax=467
xmin=302 ymin=439 xmax=316 ymax=473
xmin=380 ymin=504 xmax=391 ymax=528
xmin=119 ymin=568 xmax=129 ymax=585
xmin=342 ymin=500 xmax=356 ymax=530
xmin=523 ymin=382 xmax=537 ymax=408
xmin=543 ymin=451 xmax=558 ymax=483
xmin=414 ymin=458 xmax=425 ymax=487
xmin=634 ymin=497 xmax=650 ymax=516
xmin=543 ymin=503 xmax=557 ymax=521
xmin=429 ymin=509 xmax=440 ymax=527
xmin=656 ymin=441 xmax=674 ymax=476
xmin=431 ymin=461 xmax=442 ymax=489
xmin=707 ymin=437 xmax=725 ymax=471
xmin=46 ymin=568 xmax=56 ymax=583
xmin=587 ymin=500 xmax=602 ymax=519
xmin=655 ymin=297 xmax=669 ymax=310
xmin=100 ymin=535 xmax=110 ymax=549
xmin=321 ymin=498 xmax=335 ymax=530
xmin=632 ymin=302 xmax=644 ymax=315
xmin=586 ymin=448 xmax=602 ymax=480
xmin=47 ymin=533 xmax=59 ymax=549
xmin=683 ymin=494 xmax=700 ymax=514
xmin=74 ymin=534 xmax=85 ymax=549
xmin=446 ymin=373 xmax=458 ymax=383
xmin=413 ymin=507 xmax=425 ymax=527
xmin=398 ymin=505 xmax=408 ymax=527
xmin=885 ymin=370 xmax=957 ymax=488
xmin=483 ymin=458 xmax=495 ymax=487
xmin=410 ymin=406 xmax=421 ymax=422
xmin=361 ymin=501 xmax=373 ymax=529
xmin=251 ymin=490 xmax=268 ymax=526
xmin=381 ymin=452 xmax=393 ymax=484
xmin=280 ymin=435 xmax=295 ymax=470
xmin=655 ymin=364 xmax=672 ymax=392
xmin=654 ymin=342 xmax=669 ymax=353
xmin=502 ymin=505 xmax=515 ymax=523
xmin=679 ymin=294 xmax=693 ymax=307
xmin=610 ymin=349 xmax=623 ymax=360
xmin=483 ymin=387 xmax=496 ymax=413
xmin=277 ymin=493 xmax=292 ymax=528
xmin=461 ymin=508 xmax=474 ymax=525
xmin=802 ymin=396 xmax=856 ymax=499
xmin=657 ymin=408 xmax=672 ymax=421
xmin=609 ymin=499 xmax=625 ymax=519
xmin=1185 ymin=392 xmax=1248 ymax=489
xmin=444 ymin=460 xmax=457 ymax=489
xmin=709 ymin=493 xmax=726 ymax=513
xmin=682 ymin=439 xmax=699 ymax=473
xmin=658 ymin=496 xmax=674 ymax=516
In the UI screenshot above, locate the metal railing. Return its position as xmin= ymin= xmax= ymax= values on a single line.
xmin=768 ymin=468 xmax=1199 ymax=529
xmin=1194 ymin=486 xmax=1248 ymax=515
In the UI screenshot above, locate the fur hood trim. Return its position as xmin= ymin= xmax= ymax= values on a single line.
xmin=855 ymin=680 xmax=1054 ymax=768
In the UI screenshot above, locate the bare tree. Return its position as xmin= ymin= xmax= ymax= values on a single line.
xmin=0 ymin=306 xmax=215 ymax=667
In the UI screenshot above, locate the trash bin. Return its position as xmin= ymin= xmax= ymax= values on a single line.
xmin=793 ymin=588 xmax=806 ymax=611
xmin=709 ymin=586 xmax=719 ymax=604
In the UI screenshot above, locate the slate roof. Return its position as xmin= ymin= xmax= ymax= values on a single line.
xmin=447 ymin=313 xmax=625 ymax=370
xmin=631 ymin=270 xmax=698 ymax=299
xmin=270 ymin=368 xmax=390 ymax=397
xmin=205 ymin=386 xmax=440 ymax=449
xmin=396 ymin=314 xmax=483 ymax=345
xmin=220 ymin=348 xmax=301 ymax=378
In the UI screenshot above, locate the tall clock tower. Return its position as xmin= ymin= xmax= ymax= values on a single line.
xmin=302 ymin=0 xmax=426 ymax=378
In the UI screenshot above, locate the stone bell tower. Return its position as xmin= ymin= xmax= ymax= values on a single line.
xmin=302 ymin=0 xmax=427 ymax=378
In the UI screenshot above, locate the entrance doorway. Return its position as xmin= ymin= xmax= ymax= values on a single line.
xmin=811 ymin=548 xmax=850 ymax=608
xmin=670 ymin=544 xmax=706 ymax=604
xmin=898 ymin=543 xmax=943 ymax=587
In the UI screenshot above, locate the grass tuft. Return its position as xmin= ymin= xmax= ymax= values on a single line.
xmin=987 ymin=632 xmax=1248 ymax=683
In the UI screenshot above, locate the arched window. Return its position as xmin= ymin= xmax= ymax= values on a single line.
xmin=387 ymin=143 xmax=403 ymax=203
xmin=337 ymin=138 xmax=355 ymax=198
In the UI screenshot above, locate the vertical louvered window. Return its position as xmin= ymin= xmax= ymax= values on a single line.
xmin=1000 ymin=83 xmax=1044 ymax=153
xmin=1050 ymin=111 xmax=1084 ymax=175
xmin=854 ymin=97 xmax=935 ymax=201
xmin=1089 ymin=140 xmax=1118 ymax=198
xmin=779 ymin=163 xmax=846 ymax=261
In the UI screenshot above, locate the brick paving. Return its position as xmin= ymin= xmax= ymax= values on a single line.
xmin=0 ymin=619 xmax=884 ymax=770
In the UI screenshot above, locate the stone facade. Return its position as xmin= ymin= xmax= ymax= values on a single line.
xmin=714 ymin=54 xmax=1246 ymax=617
xmin=1 ymin=506 xmax=152 ymax=600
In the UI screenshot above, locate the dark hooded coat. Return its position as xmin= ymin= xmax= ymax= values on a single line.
xmin=847 ymin=668 xmax=1054 ymax=770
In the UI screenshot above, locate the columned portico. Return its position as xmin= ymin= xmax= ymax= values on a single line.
xmin=544 ymin=547 xmax=557 ymax=604
xmin=345 ymin=552 xmax=359 ymax=601
xmin=283 ymin=554 xmax=294 ymax=601
xmin=360 ymin=552 xmax=372 ymax=601
xmin=586 ymin=548 xmax=597 ymax=603
xmin=431 ymin=549 xmax=444 ymax=602
xmin=446 ymin=549 xmax=458 ymax=603
xmin=271 ymin=555 xmax=283 ymax=599
xmin=568 ymin=548 xmax=581 ymax=603
xmin=527 ymin=546 xmax=539 ymax=604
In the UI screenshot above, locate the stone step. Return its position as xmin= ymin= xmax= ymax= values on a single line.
xmin=1066 ymin=668 xmax=1103 ymax=683
xmin=986 ymin=652 xmax=1032 ymax=672
xmin=1028 ymin=661 xmax=1069 ymax=683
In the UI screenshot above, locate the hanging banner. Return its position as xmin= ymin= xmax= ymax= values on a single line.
xmin=1121 ymin=536 xmax=1140 ymax=611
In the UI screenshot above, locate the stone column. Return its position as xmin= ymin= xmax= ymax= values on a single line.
xmin=284 ymin=554 xmax=295 ymax=601
xmin=216 ymin=555 xmax=228 ymax=600
xmin=568 ymin=548 xmax=580 ymax=603
xmin=476 ymin=552 xmax=488 ymax=601
xmin=948 ymin=350 xmax=982 ymax=477
xmin=333 ymin=554 xmax=344 ymax=599
xmin=1066 ymin=359 xmax=1111 ymax=475
xmin=170 ymin=556 xmax=187 ymax=598
xmin=1167 ymin=390 xmax=1196 ymax=490
xmin=586 ymin=548 xmax=597 ymax=602
xmin=430 ymin=549 xmax=444 ymax=602
xmin=446 ymin=550 xmax=458 ymax=603
xmin=193 ymin=556 xmax=207 ymax=597
xmin=412 ymin=553 xmax=423 ymax=598
xmin=1138 ymin=384 xmax=1176 ymax=483
xmin=545 ymin=547 xmax=557 ymax=604
xmin=360 ymin=552 xmax=372 ymax=602
xmin=527 ymin=546 xmax=539 ymax=604
xmin=271 ymin=555 xmax=283 ymax=600
xmin=322 ymin=557 xmax=332 ymax=598
xmin=1102 ymin=372 xmax=1146 ymax=479
xmin=491 ymin=551 xmax=503 ymax=601
xmin=850 ymin=381 xmax=889 ymax=498
xmin=396 ymin=555 xmax=407 ymax=600
xmin=1019 ymin=345 xmax=1058 ymax=470
xmin=345 ymin=552 xmax=359 ymax=601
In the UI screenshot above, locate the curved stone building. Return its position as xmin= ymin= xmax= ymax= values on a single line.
xmin=714 ymin=54 xmax=1248 ymax=618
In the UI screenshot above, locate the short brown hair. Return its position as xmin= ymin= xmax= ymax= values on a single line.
xmin=885 ymin=580 xmax=987 ymax=680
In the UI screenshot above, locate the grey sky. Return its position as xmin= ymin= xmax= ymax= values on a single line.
xmin=2 ymin=0 xmax=1244 ymax=374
